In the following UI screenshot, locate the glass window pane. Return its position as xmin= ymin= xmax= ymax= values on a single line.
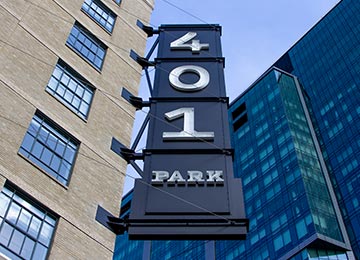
xmin=0 ymin=194 xmax=10 ymax=217
xmin=38 ymin=127 xmax=49 ymax=143
xmin=40 ymin=147 xmax=52 ymax=165
xmin=31 ymin=142 xmax=43 ymax=159
xmin=50 ymin=155 xmax=61 ymax=172
xmin=48 ymin=77 xmax=58 ymax=91
xmin=55 ymin=140 xmax=66 ymax=156
xmin=284 ymin=230 xmax=291 ymax=244
xmin=46 ymin=133 xmax=57 ymax=150
xmin=60 ymin=74 xmax=70 ymax=86
xmin=20 ymin=237 xmax=35 ymax=259
xmin=33 ymin=243 xmax=47 ymax=260
xmin=52 ymin=66 xmax=62 ymax=79
xmin=39 ymin=222 xmax=53 ymax=247
xmin=7 ymin=203 xmax=21 ymax=224
xmin=274 ymin=235 xmax=282 ymax=251
xmin=94 ymin=57 xmax=102 ymax=68
xmin=84 ymin=38 xmax=92 ymax=49
xmin=83 ymin=91 xmax=92 ymax=103
xmin=17 ymin=209 xmax=32 ymax=232
xmin=64 ymin=90 xmax=73 ymax=103
xmin=79 ymin=103 xmax=89 ymax=115
xmin=72 ymin=96 xmax=81 ymax=109
xmin=75 ymin=86 xmax=84 ymax=97
xmin=9 ymin=229 xmax=25 ymax=254
xmin=56 ymin=84 xmax=66 ymax=97
xmin=28 ymin=216 xmax=42 ymax=238
xmin=68 ymin=79 xmax=77 ymax=92
xmin=97 ymin=48 xmax=105 ymax=59
xmin=28 ymin=120 xmax=40 ymax=136
xmin=88 ymin=52 xmax=95 ymax=63
xmin=0 ymin=222 xmax=13 ymax=246
xmin=64 ymin=147 xmax=76 ymax=162
xmin=44 ymin=215 xmax=56 ymax=226
xmin=20 ymin=134 xmax=34 ymax=153
xmin=59 ymin=161 xmax=71 ymax=180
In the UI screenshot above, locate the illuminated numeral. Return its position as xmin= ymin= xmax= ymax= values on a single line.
xmin=162 ymin=107 xmax=214 ymax=141
xmin=169 ymin=65 xmax=209 ymax=92
xmin=170 ymin=32 xmax=209 ymax=53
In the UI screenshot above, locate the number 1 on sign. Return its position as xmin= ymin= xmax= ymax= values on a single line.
xmin=163 ymin=107 xmax=214 ymax=141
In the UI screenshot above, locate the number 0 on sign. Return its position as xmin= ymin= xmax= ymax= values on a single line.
xmin=169 ymin=65 xmax=210 ymax=92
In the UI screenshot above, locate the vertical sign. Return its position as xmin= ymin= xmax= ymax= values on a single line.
xmin=129 ymin=25 xmax=248 ymax=239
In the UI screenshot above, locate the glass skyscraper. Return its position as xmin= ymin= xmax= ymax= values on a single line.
xmin=225 ymin=68 xmax=351 ymax=259
xmin=273 ymin=0 xmax=360 ymax=257
xmin=113 ymin=0 xmax=359 ymax=259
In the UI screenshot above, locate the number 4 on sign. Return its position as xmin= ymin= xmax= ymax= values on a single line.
xmin=170 ymin=32 xmax=209 ymax=53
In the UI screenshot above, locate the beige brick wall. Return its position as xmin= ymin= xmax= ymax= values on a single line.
xmin=0 ymin=0 xmax=153 ymax=258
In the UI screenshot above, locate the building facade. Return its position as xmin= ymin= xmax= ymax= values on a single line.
xmin=273 ymin=0 xmax=360 ymax=256
xmin=0 ymin=0 xmax=153 ymax=259
xmin=225 ymin=68 xmax=352 ymax=260
xmin=114 ymin=0 xmax=359 ymax=259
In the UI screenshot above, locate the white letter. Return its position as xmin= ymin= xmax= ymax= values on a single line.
xmin=168 ymin=170 xmax=186 ymax=184
xmin=206 ymin=170 xmax=224 ymax=185
xmin=152 ymin=171 xmax=169 ymax=185
xmin=187 ymin=171 xmax=205 ymax=185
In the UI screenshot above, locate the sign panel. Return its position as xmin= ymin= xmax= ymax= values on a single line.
xmin=146 ymin=101 xmax=231 ymax=150
xmin=129 ymin=24 xmax=248 ymax=240
xmin=157 ymin=25 xmax=222 ymax=59
xmin=153 ymin=60 xmax=226 ymax=98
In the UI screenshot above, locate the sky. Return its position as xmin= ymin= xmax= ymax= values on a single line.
xmin=122 ymin=0 xmax=341 ymax=194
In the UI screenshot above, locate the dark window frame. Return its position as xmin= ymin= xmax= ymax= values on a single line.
xmin=0 ymin=182 xmax=58 ymax=260
xmin=81 ymin=0 xmax=117 ymax=33
xmin=18 ymin=111 xmax=80 ymax=187
xmin=66 ymin=22 xmax=107 ymax=71
xmin=46 ymin=59 xmax=95 ymax=120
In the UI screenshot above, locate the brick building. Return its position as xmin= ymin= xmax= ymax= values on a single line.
xmin=0 ymin=0 xmax=153 ymax=258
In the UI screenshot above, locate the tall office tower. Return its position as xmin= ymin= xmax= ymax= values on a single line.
xmin=223 ymin=0 xmax=359 ymax=258
xmin=227 ymin=68 xmax=352 ymax=259
xmin=273 ymin=0 xmax=360 ymax=257
xmin=0 ymin=0 xmax=153 ymax=259
xmin=113 ymin=0 xmax=359 ymax=259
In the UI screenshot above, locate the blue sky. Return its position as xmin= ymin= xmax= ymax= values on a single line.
xmin=123 ymin=0 xmax=341 ymax=194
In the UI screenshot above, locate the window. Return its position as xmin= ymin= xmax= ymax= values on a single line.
xmin=263 ymin=168 xmax=278 ymax=187
xmin=114 ymin=0 xmax=121 ymax=4
xmin=82 ymin=0 xmax=116 ymax=33
xmin=233 ymin=114 xmax=248 ymax=132
xmin=231 ymin=102 xmax=246 ymax=119
xmin=265 ymin=183 xmax=280 ymax=201
xmin=273 ymin=230 xmax=291 ymax=251
xmin=19 ymin=112 xmax=79 ymax=186
xmin=0 ymin=183 xmax=57 ymax=260
xmin=46 ymin=60 xmax=94 ymax=120
xmin=271 ymin=213 xmax=287 ymax=232
xmin=66 ymin=23 xmax=107 ymax=70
